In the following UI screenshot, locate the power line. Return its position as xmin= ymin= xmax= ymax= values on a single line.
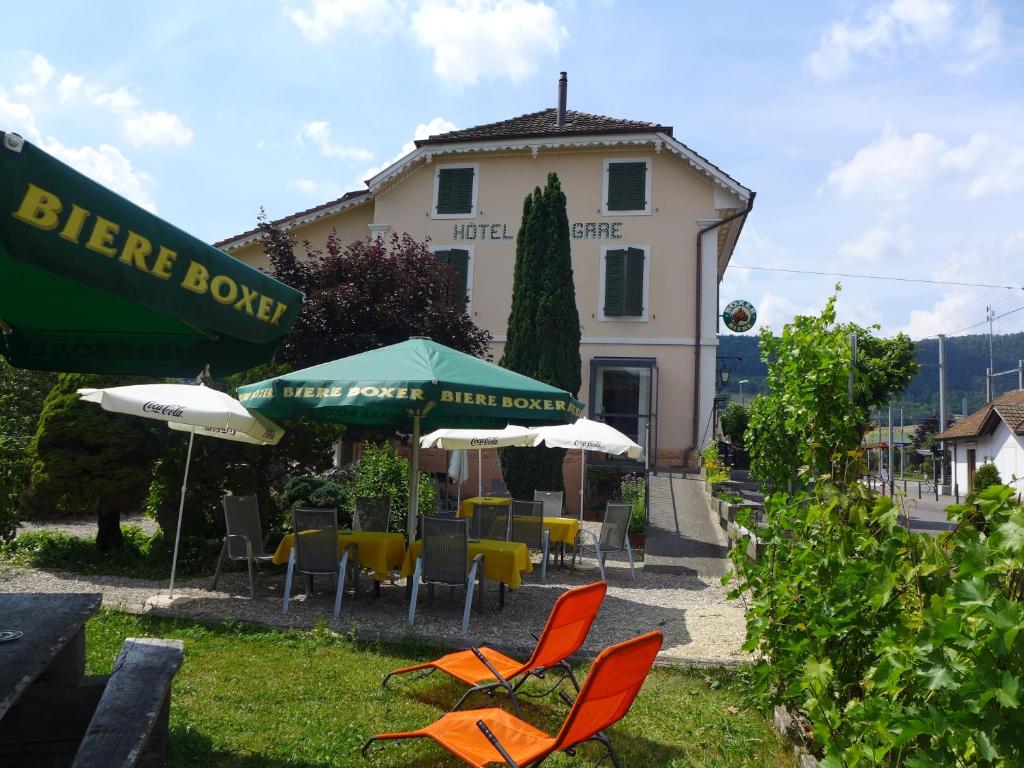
xmin=936 ymin=304 xmax=1024 ymax=338
xmin=730 ymin=264 xmax=1024 ymax=291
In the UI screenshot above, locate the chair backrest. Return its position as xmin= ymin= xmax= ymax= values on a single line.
xmin=509 ymin=500 xmax=544 ymax=548
xmin=524 ymin=582 xmax=607 ymax=671
xmin=292 ymin=507 xmax=339 ymax=574
xmin=354 ymin=496 xmax=391 ymax=532
xmin=489 ymin=478 xmax=510 ymax=497
xmin=421 ymin=516 xmax=469 ymax=586
xmin=534 ymin=490 xmax=564 ymax=518
xmin=471 ymin=503 xmax=510 ymax=540
xmin=600 ymin=503 xmax=632 ymax=552
xmin=221 ymin=495 xmax=265 ymax=559
xmin=552 ymin=631 xmax=664 ymax=751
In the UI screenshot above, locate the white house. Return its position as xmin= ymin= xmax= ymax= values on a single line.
xmin=937 ymin=390 xmax=1024 ymax=496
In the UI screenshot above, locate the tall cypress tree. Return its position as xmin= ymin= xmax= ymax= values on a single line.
xmin=500 ymin=173 xmax=581 ymax=497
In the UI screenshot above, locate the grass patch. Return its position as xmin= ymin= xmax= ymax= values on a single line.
xmin=86 ymin=610 xmax=794 ymax=768
xmin=1 ymin=527 xmax=220 ymax=579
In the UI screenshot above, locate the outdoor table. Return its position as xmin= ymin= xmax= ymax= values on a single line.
xmin=0 ymin=592 xmax=102 ymax=763
xmin=401 ymin=537 xmax=533 ymax=589
xmin=272 ymin=530 xmax=406 ymax=581
xmin=456 ymin=497 xmax=581 ymax=546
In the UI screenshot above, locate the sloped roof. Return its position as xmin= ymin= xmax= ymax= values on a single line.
xmin=937 ymin=389 xmax=1024 ymax=440
xmin=414 ymin=108 xmax=672 ymax=146
xmin=214 ymin=189 xmax=370 ymax=250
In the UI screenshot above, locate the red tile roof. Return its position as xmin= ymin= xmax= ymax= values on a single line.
xmin=937 ymin=389 xmax=1024 ymax=440
xmin=213 ymin=189 xmax=370 ymax=249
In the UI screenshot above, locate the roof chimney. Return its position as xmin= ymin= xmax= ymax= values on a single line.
xmin=556 ymin=72 xmax=567 ymax=127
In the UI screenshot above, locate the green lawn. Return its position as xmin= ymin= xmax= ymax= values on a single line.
xmin=85 ymin=611 xmax=793 ymax=768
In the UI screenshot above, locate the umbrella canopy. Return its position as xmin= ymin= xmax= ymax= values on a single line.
xmin=1 ymin=132 xmax=302 ymax=376
xmin=78 ymin=383 xmax=284 ymax=596
xmin=419 ymin=425 xmax=536 ymax=450
xmin=237 ymin=338 xmax=584 ymax=541
xmin=529 ymin=418 xmax=643 ymax=459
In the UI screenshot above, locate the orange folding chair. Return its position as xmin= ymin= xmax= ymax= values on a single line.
xmin=364 ymin=630 xmax=664 ymax=768
xmin=381 ymin=582 xmax=607 ymax=717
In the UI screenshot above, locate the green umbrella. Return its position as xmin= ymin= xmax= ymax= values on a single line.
xmin=237 ymin=338 xmax=584 ymax=542
xmin=0 ymin=131 xmax=302 ymax=376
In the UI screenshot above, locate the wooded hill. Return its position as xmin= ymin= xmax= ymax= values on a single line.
xmin=718 ymin=331 xmax=1024 ymax=420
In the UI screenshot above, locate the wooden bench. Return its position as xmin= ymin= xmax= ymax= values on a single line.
xmin=71 ymin=638 xmax=184 ymax=768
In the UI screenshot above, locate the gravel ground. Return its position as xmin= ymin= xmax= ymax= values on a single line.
xmin=0 ymin=523 xmax=749 ymax=666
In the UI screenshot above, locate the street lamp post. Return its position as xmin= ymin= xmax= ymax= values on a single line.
xmin=739 ymin=379 xmax=749 ymax=406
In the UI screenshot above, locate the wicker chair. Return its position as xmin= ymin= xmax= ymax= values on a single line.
xmin=408 ymin=516 xmax=484 ymax=633
xmin=213 ymin=495 xmax=276 ymax=598
xmin=533 ymin=490 xmax=564 ymax=518
xmin=573 ymin=502 xmax=637 ymax=584
xmin=354 ymin=496 xmax=391 ymax=532
xmin=509 ymin=500 xmax=550 ymax=580
xmin=283 ymin=507 xmax=351 ymax=616
xmin=471 ymin=503 xmax=511 ymax=541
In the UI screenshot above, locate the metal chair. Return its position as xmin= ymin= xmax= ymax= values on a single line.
xmin=408 ymin=516 xmax=484 ymax=634
xmin=471 ymin=503 xmax=511 ymax=541
xmin=509 ymin=500 xmax=550 ymax=580
xmin=573 ymin=502 xmax=637 ymax=584
xmin=489 ymin=478 xmax=511 ymax=497
xmin=533 ymin=490 xmax=564 ymax=518
xmin=283 ymin=507 xmax=351 ymax=617
xmin=354 ymin=496 xmax=391 ymax=532
xmin=213 ymin=495 xmax=275 ymax=598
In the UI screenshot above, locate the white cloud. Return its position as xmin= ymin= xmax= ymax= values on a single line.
xmin=807 ymin=0 xmax=1019 ymax=79
xmin=826 ymin=127 xmax=1024 ymax=201
xmin=290 ymin=178 xmax=343 ymax=198
xmin=43 ymin=139 xmax=158 ymax=212
xmin=283 ymin=0 xmax=403 ymax=42
xmin=753 ymin=292 xmax=800 ymax=332
xmin=0 ymin=88 xmax=42 ymax=143
xmin=838 ymin=217 xmax=912 ymax=262
xmin=900 ymin=289 xmax=976 ymax=338
xmin=357 ymin=116 xmax=456 ymax=184
xmin=411 ymin=0 xmax=566 ymax=86
xmin=302 ymin=121 xmax=374 ymax=162
xmin=57 ymin=71 xmax=193 ymax=148
xmin=14 ymin=54 xmax=55 ymax=97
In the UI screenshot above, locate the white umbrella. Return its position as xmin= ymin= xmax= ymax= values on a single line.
xmin=529 ymin=418 xmax=643 ymax=516
xmin=77 ymin=383 xmax=284 ymax=597
xmin=420 ymin=426 xmax=535 ymax=498
xmin=447 ymin=450 xmax=470 ymax=508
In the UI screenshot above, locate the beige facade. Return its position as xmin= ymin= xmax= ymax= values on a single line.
xmin=220 ymin=108 xmax=752 ymax=503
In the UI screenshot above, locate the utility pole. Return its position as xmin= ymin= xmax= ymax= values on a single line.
xmin=848 ymin=332 xmax=857 ymax=402
xmin=938 ymin=334 xmax=947 ymax=490
xmin=987 ymin=305 xmax=995 ymax=402
xmin=1019 ymin=359 xmax=1023 ymax=391
xmin=899 ymin=406 xmax=904 ymax=479
xmin=888 ymin=402 xmax=895 ymax=496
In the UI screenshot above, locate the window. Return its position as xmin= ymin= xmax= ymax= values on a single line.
xmin=603 ymin=158 xmax=650 ymax=215
xmin=432 ymin=164 xmax=478 ymax=218
xmin=431 ymin=246 xmax=472 ymax=311
xmin=589 ymin=357 xmax=657 ymax=452
xmin=600 ymin=246 xmax=649 ymax=321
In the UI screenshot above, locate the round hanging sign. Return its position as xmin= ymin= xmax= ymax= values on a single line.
xmin=722 ymin=300 xmax=757 ymax=332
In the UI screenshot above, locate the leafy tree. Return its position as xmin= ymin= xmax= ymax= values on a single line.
xmin=720 ymin=402 xmax=750 ymax=447
xmin=29 ymin=373 xmax=160 ymax=550
xmin=0 ymin=360 xmax=57 ymax=541
xmin=747 ymin=289 xmax=918 ymax=489
xmin=260 ymin=220 xmax=491 ymax=369
xmin=499 ymin=173 xmax=582 ymax=497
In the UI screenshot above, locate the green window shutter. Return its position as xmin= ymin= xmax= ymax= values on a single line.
xmin=434 ymin=249 xmax=470 ymax=310
xmin=623 ymin=247 xmax=646 ymax=316
xmin=604 ymin=249 xmax=626 ymax=316
xmin=607 ymin=162 xmax=647 ymax=211
xmin=436 ymin=167 xmax=474 ymax=215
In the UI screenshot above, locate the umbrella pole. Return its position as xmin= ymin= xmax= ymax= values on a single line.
xmin=477 ymin=448 xmax=482 ymax=500
xmin=408 ymin=413 xmax=421 ymax=546
xmin=168 ymin=430 xmax=195 ymax=598
xmin=580 ymin=448 xmax=585 ymax=521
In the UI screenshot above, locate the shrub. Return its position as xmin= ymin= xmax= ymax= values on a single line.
xmin=720 ymin=402 xmax=750 ymax=447
xmin=350 ymin=442 xmax=436 ymax=536
xmin=619 ymin=473 xmax=646 ymax=535
xmin=728 ymin=482 xmax=1024 ymax=766
xmin=702 ymin=443 xmax=730 ymax=484
xmin=967 ymin=462 xmax=1002 ymax=503
xmin=281 ymin=475 xmax=351 ymax=528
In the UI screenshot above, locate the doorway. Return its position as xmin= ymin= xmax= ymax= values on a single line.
xmin=967 ymin=448 xmax=976 ymax=492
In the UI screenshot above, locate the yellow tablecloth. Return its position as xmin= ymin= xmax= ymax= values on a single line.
xmin=401 ymin=538 xmax=533 ymax=589
xmin=456 ymin=497 xmax=580 ymax=547
xmin=272 ymin=531 xmax=406 ymax=582
xmin=458 ymin=496 xmax=511 ymax=518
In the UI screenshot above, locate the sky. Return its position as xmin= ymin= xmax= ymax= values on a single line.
xmin=2 ymin=0 xmax=1023 ymax=341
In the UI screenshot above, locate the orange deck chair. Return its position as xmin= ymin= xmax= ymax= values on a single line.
xmin=381 ymin=582 xmax=607 ymax=717
xmin=364 ymin=630 xmax=664 ymax=768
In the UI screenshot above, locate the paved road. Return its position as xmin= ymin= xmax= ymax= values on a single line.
xmin=895 ymin=493 xmax=958 ymax=534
